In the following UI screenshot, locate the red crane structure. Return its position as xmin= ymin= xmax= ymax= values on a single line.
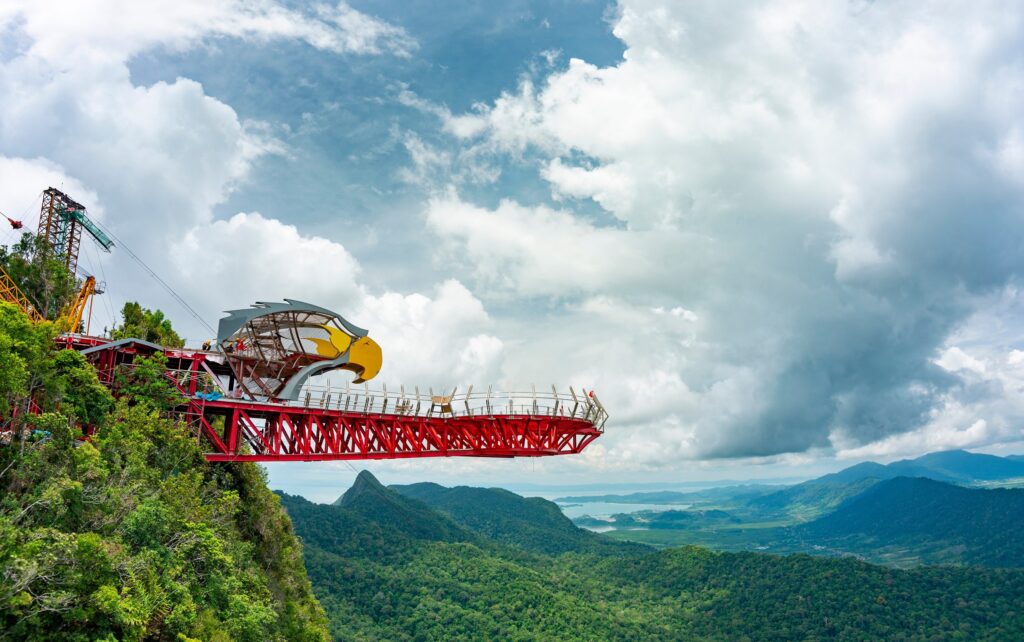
xmin=60 ymin=300 xmax=606 ymax=463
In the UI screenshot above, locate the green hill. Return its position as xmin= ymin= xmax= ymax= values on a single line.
xmin=748 ymin=475 xmax=882 ymax=520
xmin=390 ymin=480 xmax=640 ymax=555
xmin=0 ymin=303 xmax=329 ymax=641
xmin=798 ymin=477 xmax=1024 ymax=567
xmin=284 ymin=471 xmax=1024 ymax=641
xmin=901 ymin=450 xmax=1024 ymax=481
xmin=335 ymin=472 xmax=474 ymax=543
xmin=745 ymin=450 xmax=1024 ymax=520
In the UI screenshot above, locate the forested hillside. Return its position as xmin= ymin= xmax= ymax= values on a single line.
xmin=0 ymin=303 xmax=330 ymax=641
xmin=798 ymin=477 xmax=1024 ymax=567
xmin=390 ymin=479 xmax=644 ymax=555
xmin=284 ymin=472 xmax=1024 ymax=641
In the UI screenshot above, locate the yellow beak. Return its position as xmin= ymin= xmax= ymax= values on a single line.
xmin=340 ymin=336 xmax=383 ymax=383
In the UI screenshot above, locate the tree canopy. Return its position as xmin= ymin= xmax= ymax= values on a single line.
xmin=0 ymin=304 xmax=329 ymax=641
xmin=112 ymin=301 xmax=184 ymax=347
xmin=0 ymin=232 xmax=79 ymax=321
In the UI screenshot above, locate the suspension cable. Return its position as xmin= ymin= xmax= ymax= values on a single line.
xmin=91 ymin=220 xmax=216 ymax=336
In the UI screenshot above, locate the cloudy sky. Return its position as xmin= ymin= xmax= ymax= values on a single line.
xmin=2 ymin=0 xmax=1024 ymax=500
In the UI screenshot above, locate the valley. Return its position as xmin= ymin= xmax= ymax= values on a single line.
xmin=281 ymin=464 xmax=1024 ymax=640
xmin=558 ymin=450 xmax=1024 ymax=568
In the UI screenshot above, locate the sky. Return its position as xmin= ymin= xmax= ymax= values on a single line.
xmin=2 ymin=0 xmax=1024 ymax=502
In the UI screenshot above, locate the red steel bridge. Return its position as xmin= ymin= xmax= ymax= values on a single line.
xmin=4 ymin=188 xmax=607 ymax=464
xmin=60 ymin=334 xmax=607 ymax=463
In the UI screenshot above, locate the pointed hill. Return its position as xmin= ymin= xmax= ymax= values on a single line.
xmin=330 ymin=470 xmax=474 ymax=543
xmin=390 ymin=481 xmax=647 ymax=555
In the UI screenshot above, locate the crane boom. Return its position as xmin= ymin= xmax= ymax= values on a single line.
xmin=57 ymin=276 xmax=97 ymax=333
xmin=38 ymin=188 xmax=114 ymax=274
xmin=0 ymin=265 xmax=44 ymax=322
xmin=69 ymin=210 xmax=113 ymax=252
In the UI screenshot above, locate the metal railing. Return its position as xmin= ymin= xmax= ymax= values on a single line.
xmin=292 ymin=383 xmax=608 ymax=430
xmin=145 ymin=367 xmax=609 ymax=430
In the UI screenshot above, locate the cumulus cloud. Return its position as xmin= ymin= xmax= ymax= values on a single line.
xmin=173 ymin=212 xmax=364 ymax=315
xmin=425 ymin=191 xmax=676 ymax=296
xmin=358 ymin=279 xmax=504 ymax=388
xmin=4 ymin=0 xmax=415 ymax=64
xmin=0 ymin=0 xmax=415 ymax=335
xmin=424 ymin=0 xmax=1024 ymax=463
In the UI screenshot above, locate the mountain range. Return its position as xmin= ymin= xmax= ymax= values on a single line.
xmin=745 ymin=449 xmax=1024 ymax=519
xmin=280 ymin=470 xmax=1024 ymax=640
xmin=389 ymin=480 xmax=637 ymax=555
xmin=796 ymin=476 xmax=1024 ymax=567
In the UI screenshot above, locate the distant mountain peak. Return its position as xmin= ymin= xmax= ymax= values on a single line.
xmin=334 ymin=470 xmax=386 ymax=506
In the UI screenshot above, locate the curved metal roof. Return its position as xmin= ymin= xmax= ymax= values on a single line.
xmin=215 ymin=298 xmax=368 ymax=344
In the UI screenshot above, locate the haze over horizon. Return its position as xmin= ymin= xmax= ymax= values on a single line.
xmin=3 ymin=0 xmax=1024 ymax=496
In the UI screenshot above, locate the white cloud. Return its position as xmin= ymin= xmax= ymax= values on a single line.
xmin=423 ymin=0 xmax=1024 ymax=465
xmin=357 ymin=279 xmax=503 ymax=388
xmin=0 ymin=0 xmax=414 ymax=337
xmin=5 ymin=0 xmax=415 ymax=65
xmin=0 ymin=156 xmax=100 ymax=228
xmin=425 ymin=191 xmax=676 ymax=296
xmin=935 ymin=346 xmax=986 ymax=374
xmin=173 ymin=212 xmax=363 ymax=316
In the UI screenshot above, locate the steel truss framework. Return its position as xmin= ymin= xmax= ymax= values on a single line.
xmin=38 ymin=188 xmax=86 ymax=273
xmin=199 ymin=400 xmax=600 ymax=462
xmin=67 ymin=335 xmax=604 ymax=463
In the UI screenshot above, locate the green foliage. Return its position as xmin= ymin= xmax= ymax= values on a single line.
xmin=114 ymin=352 xmax=182 ymax=411
xmin=0 ymin=302 xmax=112 ymax=424
xmin=283 ymin=474 xmax=1024 ymax=642
xmin=0 ymin=232 xmax=79 ymax=320
xmin=0 ymin=302 xmax=53 ymax=416
xmin=391 ymin=480 xmax=645 ymax=556
xmin=0 ymin=403 xmax=329 ymax=641
xmin=50 ymin=349 xmax=115 ymax=427
xmin=0 ymin=305 xmax=329 ymax=641
xmin=113 ymin=301 xmax=184 ymax=348
xmin=798 ymin=477 xmax=1024 ymax=567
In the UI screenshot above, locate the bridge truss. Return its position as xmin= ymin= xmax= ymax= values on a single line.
xmin=64 ymin=335 xmax=606 ymax=463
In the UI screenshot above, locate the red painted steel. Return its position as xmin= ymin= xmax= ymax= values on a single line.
xmin=63 ymin=333 xmax=605 ymax=463
xmin=200 ymin=399 xmax=601 ymax=462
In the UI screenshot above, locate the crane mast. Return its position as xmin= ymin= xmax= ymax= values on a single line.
xmin=37 ymin=188 xmax=114 ymax=273
xmin=0 ymin=188 xmax=112 ymax=332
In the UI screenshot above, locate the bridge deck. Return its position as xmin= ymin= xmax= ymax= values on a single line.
xmin=198 ymin=397 xmax=602 ymax=462
xmin=61 ymin=333 xmax=606 ymax=462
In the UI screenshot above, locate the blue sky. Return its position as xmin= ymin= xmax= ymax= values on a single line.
xmin=2 ymin=1 xmax=1024 ymax=501
xmin=127 ymin=1 xmax=624 ymax=291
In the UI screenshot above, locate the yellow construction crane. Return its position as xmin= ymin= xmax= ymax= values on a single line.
xmin=1 ymin=187 xmax=113 ymax=333
xmin=0 ymin=265 xmax=99 ymax=333
xmin=0 ymin=266 xmax=44 ymax=323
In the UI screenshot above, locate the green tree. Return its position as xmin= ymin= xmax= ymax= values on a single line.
xmin=0 ymin=233 xmax=80 ymax=320
xmin=0 ymin=302 xmax=112 ymax=426
xmin=0 ymin=302 xmax=55 ymax=418
xmin=114 ymin=352 xmax=182 ymax=411
xmin=112 ymin=301 xmax=184 ymax=347
xmin=0 ymin=301 xmax=329 ymax=641
xmin=49 ymin=349 xmax=114 ymax=427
